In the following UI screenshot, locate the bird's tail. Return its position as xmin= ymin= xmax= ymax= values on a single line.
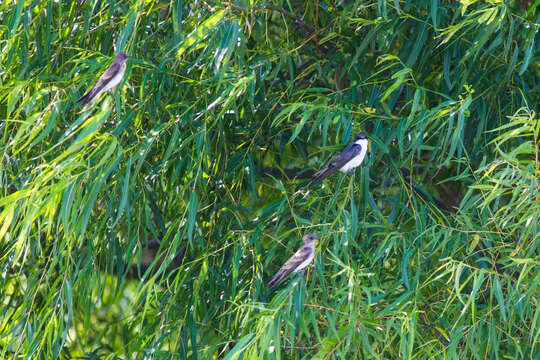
xmin=267 ymin=270 xmax=286 ymax=288
xmin=311 ymin=168 xmax=332 ymax=184
xmin=77 ymin=88 xmax=96 ymax=105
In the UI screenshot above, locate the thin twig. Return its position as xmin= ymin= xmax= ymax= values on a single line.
xmin=223 ymin=2 xmax=315 ymax=33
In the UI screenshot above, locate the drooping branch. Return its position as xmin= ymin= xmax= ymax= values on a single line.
xmin=223 ymin=2 xmax=315 ymax=33
xmin=261 ymin=166 xmax=315 ymax=180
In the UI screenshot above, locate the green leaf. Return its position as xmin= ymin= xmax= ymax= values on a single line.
xmin=519 ymin=34 xmax=535 ymax=75
xmin=493 ymin=276 xmax=507 ymax=322
xmin=187 ymin=191 xmax=198 ymax=246
xmin=222 ymin=334 xmax=255 ymax=360
xmin=177 ymin=10 xmax=225 ymax=58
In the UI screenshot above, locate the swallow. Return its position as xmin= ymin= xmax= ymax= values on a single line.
xmin=268 ymin=234 xmax=318 ymax=288
xmin=77 ymin=52 xmax=130 ymax=106
xmin=312 ymin=134 xmax=369 ymax=184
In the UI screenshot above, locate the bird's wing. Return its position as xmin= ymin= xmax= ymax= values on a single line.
xmin=312 ymin=143 xmax=363 ymax=183
xmin=268 ymin=245 xmax=313 ymax=288
xmin=77 ymin=62 xmax=122 ymax=104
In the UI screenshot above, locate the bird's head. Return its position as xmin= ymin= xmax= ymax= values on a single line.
xmin=354 ymin=133 xmax=369 ymax=151
xmin=116 ymin=53 xmax=131 ymax=62
xmin=303 ymin=233 xmax=319 ymax=246
xmin=354 ymin=133 xmax=368 ymax=141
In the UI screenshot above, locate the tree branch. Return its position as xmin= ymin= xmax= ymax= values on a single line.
xmin=223 ymin=2 xmax=315 ymax=33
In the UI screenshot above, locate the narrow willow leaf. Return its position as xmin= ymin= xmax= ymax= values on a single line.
xmin=376 ymin=291 xmax=412 ymax=317
xmin=8 ymin=0 xmax=24 ymax=36
xmin=519 ymin=35 xmax=535 ymax=75
xmin=288 ymin=109 xmax=314 ymax=143
xmin=172 ymin=0 xmax=183 ymax=39
xmin=187 ymin=191 xmax=198 ymax=246
xmin=60 ymin=180 xmax=78 ymax=233
xmin=350 ymin=193 xmax=358 ymax=242
xmin=222 ymin=333 xmax=255 ymax=360
xmin=177 ymin=10 xmax=225 ymax=57
xmin=394 ymin=0 xmax=401 ymax=15
xmin=29 ymin=101 xmax=59 ymax=148
xmin=0 ymin=205 xmax=14 ymax=241
xmin=405 ymin=22 xmax=427 ymax=67
xmin=116 ymin=9 xmax=138 ymax=53
xmin=431 ymin=0 xmax=439 ymax=29
xmin=7 ymin=83 xmax=24 ymax=118
xmin=113 ymin=157 xmax=132 ymax=226
xmin=504 ymin=43 xmax=519 ymax=82
xmin=493 ymin=276 xmax=507 ymax=321
xmin=78 ymin=151 xmax=122 ymax=237
xmin=0 ymin=189 xmax=31 ymax=208
xmin=215 ymin=21 xmax=239 ymax=71
xmin=402 ymin=248 xmax=413 ymax=290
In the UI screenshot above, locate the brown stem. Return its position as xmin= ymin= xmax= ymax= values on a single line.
xmin=261 ymin=166 xmax=315 ymax=180
xmin=223 ymin=2 xmax=315 ymax=33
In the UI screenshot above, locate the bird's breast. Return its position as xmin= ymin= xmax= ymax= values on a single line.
xmin=295 ymin=251 xmax=315 ymax=272
xmin=103 ymin=67 xmax=125 ymax=92
xmin=340 ymin=156 xmax=362 ymax=172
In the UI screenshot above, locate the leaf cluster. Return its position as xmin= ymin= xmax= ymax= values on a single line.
xmin=0 ymin=0 xmax=539 ymax=359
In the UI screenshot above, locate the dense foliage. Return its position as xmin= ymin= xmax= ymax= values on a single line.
xmin=1 ymin=0 xmax=539 ymax=358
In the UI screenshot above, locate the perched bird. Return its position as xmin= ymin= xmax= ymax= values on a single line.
xmin=77 ymin=53 xmax=130 ymax=106
xmin=268 ymin=234 xmax=319 ymax=288
xmin=312 ymin=133 xmax=369 ymax=184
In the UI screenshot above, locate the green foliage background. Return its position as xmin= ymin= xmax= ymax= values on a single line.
xmin=1 ymin=0 xmax=539 ymax=358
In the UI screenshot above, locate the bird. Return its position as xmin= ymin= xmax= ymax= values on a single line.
xmin=312 ymin=133 xmax=369 ymax=184
xmin=267 ymin=234 xmax=319 ymax=288
xmin=77 ymin=52 xmax=130 ymax=106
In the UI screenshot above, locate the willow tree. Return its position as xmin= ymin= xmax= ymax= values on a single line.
xmin=1 ymin=0 xmax=538 ymax=358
